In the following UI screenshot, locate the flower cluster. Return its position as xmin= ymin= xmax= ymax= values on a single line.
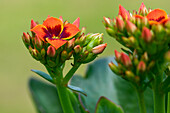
xmin=22 ymin=16 xmax=107 ymax=79
xmin=104 ymin=3 xmax=170 ymax=89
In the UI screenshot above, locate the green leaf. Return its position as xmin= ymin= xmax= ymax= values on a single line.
xmin=71 ymin=57 xmax=154 ymax=113
xmin=67 ymin=85 xmax=87 ymax=96
xmin=95 ymin=96 xmax=124 ymax=113
xmin=29 ymin=78 xmax=81 ymax=113
xmin=31 ymin=69 xmax=54 ymax=83
xmin=74 ymin=93 xmax=90 ymax=113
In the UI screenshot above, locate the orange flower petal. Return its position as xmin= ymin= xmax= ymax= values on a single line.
xmin=46 ymin=38 xmax=67 ymax=50
xmin=60 ymin=23 xmax=80 ymax=39
xmin=73 ymin=17 xmax=80 ymax=28
xmin=30 ymin=25 xmax=50 ymax=41
xmin=147 ymin=9 xmax=168 ymax=24
xmin=43 ymin=17 xmax=63 ymax=37
xmin=134 ymin=15 xmax=144 ymax=19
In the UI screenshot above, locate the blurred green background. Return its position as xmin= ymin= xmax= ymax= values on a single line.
xmin=0 ymin=0 xmax=170 ymax=112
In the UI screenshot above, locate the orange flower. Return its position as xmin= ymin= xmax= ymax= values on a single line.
xmin=31 ymin=17 xmax=80 ymax=50
xmin=146 ymin=9 xmax=168 ymax=24
xmin=133 ymin=3 xmax=169 ymax=25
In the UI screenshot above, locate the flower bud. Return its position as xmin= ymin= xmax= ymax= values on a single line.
xmin=73 ymin=17 xmax=80 ymax=28
xmin=22 ymin=32 xmax=30 ymax=44
xmin=74 ymin=45 xmax=82 ymax=53
xmin=106 ymin=27 xmax=115 ymax=37
xmin=165 ymin=51 xmax=170 ymax=61
xmin=142 ymin=27 xmax=152 ymax=42
xmin=30 ymin=19 xmax=37 ymax=29
xmin=119 ymin=5 xmax=130 ymax=20
xmin=67 ymin=51 xmax=73 ymax=60
xmin=67 ymin=38 xmax=75 ymax=48
xmin=129 ymin=36 xmax=137 ymax=46
xmin=114 ymin=50 xmax=121 ymax=61
xmin=31 ymin=48 xmax=40 ymax=60
xmin=142 ymin=52 xmax=148 ymax=61
xmin=35 ymin=35 xmax=43 ymax=49
xmin=103 ymin=17 xmax=111 ymax=27
xmin=61 ymin=50 xmax=68 ymax=61
xmin=126 ymin=20 xmax=137 ymax=33
xmin=125 ymin=70 xmax=135 ymax=78
xmin=86 ymin=34 xmax=103 ymax=50
xmin=75 ymin=35 xmax=86 ymax=46
xmin=121 ymin=53 xmax=132 ymax=67
xmin=138 ymin=3 xmax=148 ymax=16
xmin=47 ymin=46 xmax=56 ymax=57
xmin=137 ymin=61 xmax=146 ymax=72
xmin=116 ymin=17 xmax=125 ymax=31
xmin=109 ymin=62 xmax=120 ymax=74
xmin=59 ymin=16 xmax=63 ymax=22
xmin=41 ymin=48 xmax=46 ymax=57
xmin=142 ymin=17 xmax=149 ymax=26
xmin=84 ymin=33 xmax=93 ymax=45
xmin=147 ymin=60 xmax=155 ymax=70
xmin=92 ymin=43 xmax=107 ymax=54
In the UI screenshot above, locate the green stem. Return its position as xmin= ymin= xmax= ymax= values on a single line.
xmin=153 ymin=75 xmax=165 ymax=113
xmin=168 ymin=92 xmax=170 ymax=113
xmin=45 ymin=66 xmax=75 ymax=113
xmin=136 ymin=89 xmax=147 ymax=113
xmin=63 ymin=63 xmax=81 ymax=85
xmin=57 ymin=85 xmax=75 ymax=113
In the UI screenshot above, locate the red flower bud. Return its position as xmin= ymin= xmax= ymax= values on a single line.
xmin=138 ymin=3 xmax=148 ymax=15
xmin=114 ymin=50 xmax=121 ymax=61
xmin=126 ymin=20 xmax=137 ymax=33
xmin=92 ymin=43 xmax=107 ymax=54
xmin=116 ymin=17 xmax=125 ymax=31
xmin=142 ymin=27 xmax=152 ymax=42
xmin=119 ymin=5 xmax=130 ymax=20
xmin=67 ymin=38 xmax=75 ymax=48
xmin=73 ymin=17 xmax=80 ymax=28
xmin=137 ymin=61 xmax=146 ymax=72
xmin=47 ymin=46 xmax=56 ymax=57
xmin=22 ymin=32 xmax=30 ymax=43
xmin=74 ymin=45 xmax=82 ymax=53
xmin=35 ymin=35 xmax=43 ymax=49
xmin=121 ymin=53 xmax=132 ymax=66
xmin=30 ymin=19 xmax=37 ymax=29
xmin=59 ymin=16 xmax=63 ymax=22
xmin=103 ymin=17 xmax=111 ymax=27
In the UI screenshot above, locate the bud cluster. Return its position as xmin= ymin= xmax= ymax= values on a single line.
xmin=22 ymin=17 xmax=107 ymax=75
xmin=73 ymin=33 xmax=107 ymax=63
xmin=104 ymin=3 xmax=170 ymax=89
xmin=103 ymin=3 xmax=170 ymax=58
xmin=109 ymin=50 xmax=153 ymax=88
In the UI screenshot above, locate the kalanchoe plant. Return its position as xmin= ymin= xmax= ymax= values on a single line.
xmin=103 ymin=3 xmax=170 ymax=113
xmin=22 ymin=16 xmax=107 ymax=113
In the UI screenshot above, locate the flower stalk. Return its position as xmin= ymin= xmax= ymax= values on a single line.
xmin=152 ymin=74 xmax=165 ymax=113
xmin=56 ymin=84 xmax=75 ymax=113
xmin=168 ymin=92 xmax=170 ymax=113
xmin=63 ymin=63 xmax=81 ymax=85
xmin=136 ymin=88 xmax=147 ymax=113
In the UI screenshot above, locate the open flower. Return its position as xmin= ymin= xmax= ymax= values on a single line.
xmin=134 ymin=3 xmax=169 ymax=25
xmin=31 ymin=17 xmax=80 ymax=50
xmin=146 ymin=9 xmax=169 ymax=24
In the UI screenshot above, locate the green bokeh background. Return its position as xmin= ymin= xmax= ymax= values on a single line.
xmin=0 ymin=0 xmax=170 ymax=112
